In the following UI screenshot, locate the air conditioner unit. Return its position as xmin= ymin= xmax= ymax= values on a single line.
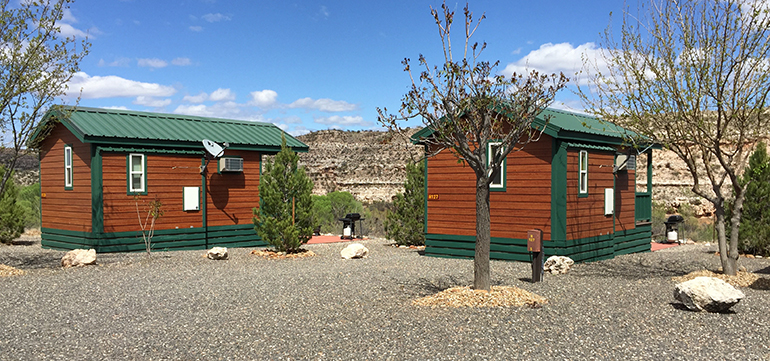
xmin=219 ymin=157 xmax=243 ymax=172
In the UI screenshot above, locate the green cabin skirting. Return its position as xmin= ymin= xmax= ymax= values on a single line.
xmin=424 ymin=224 xmax=651 ymax=263
xmin=41 ymin=224 xmax=264 ymax=253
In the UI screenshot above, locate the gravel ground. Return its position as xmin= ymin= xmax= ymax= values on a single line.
xmin=1 ymin=236 xmax=769 ymax=361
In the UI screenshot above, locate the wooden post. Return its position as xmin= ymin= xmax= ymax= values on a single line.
xmin=528 ymin=229 xmax=544 ymax=283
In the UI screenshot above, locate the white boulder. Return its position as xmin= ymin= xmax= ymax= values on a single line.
xmin=207 ymin=247 xmax=229 ymax=260
xmin=674 ymin=276 xmax=745 ymax=312
xmin=544 ymin=256 xmax=574 ymax=274
xmin=341 ymin=243 xmax=369 ymax=259
xmin=61 ymin=249 xmax=97 ymax=268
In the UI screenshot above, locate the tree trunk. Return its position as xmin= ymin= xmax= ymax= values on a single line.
xmin=727 ymin=191 xmax=746 ymax=276
xmin=474 ymin=176 xmax=491 ymax=291
xmin=714 ymin=203 xmax=737 ymax=275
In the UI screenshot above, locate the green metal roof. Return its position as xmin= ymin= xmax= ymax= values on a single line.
xmin=32 ymin=106 xmax=308 ymax=153
xmin=411 ymin=107 xmax=652 ymax=147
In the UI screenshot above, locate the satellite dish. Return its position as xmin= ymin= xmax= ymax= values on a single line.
xmin=202 ymin=139 xmax=225 ymax=158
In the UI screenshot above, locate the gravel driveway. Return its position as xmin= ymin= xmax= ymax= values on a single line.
xmin=1 ymin=237 xmax=768 ymax=360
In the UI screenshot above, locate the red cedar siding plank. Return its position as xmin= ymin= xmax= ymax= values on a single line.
xmin=206 ymin=150 xmax=261 ymax=227
xmin=39 ymin=124 xmax=92 ymax=232
xmin=102 ymin=153 xmax=203 ymax=233
xmin=427 ymin=135 xmax=552 ymax=240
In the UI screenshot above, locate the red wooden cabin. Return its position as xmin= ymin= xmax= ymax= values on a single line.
xmin=412 ymin=108 xmax=656 ymax=262
xmin=30 ymin=106 xmax=308 ymax=252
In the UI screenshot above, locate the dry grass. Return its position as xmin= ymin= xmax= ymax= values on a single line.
xmin=250 ymin=249 xmax=316 ymax=260
xmin=673 ymin=270 xmax=770 ymax=290
xmin=413 ymin=286 xmax=548 ymax=308
xmin=0 ymin=264 xmax=25 ymax=277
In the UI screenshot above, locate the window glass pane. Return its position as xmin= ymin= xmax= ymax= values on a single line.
xmin=132 ymin=174 xmax=142 ymax=191
xmin=65 ymin=169 xmax=72 ymax=185
xmin=65 ymin=148 xmax=71 ymax=165
xmin=131 ymin=155 xmax=142 ymax=172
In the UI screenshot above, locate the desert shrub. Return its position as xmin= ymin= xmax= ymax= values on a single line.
xmin=728 ymin=141 xmax=770 ymax=256
xmin=253 ymin=137 xmax=314 ymax=252
xmin=385 ymin=161 xmax=425 ymax=246
xmin=0 ymin=167 xmax=25 ymax=244
xmin=652 ymin=200 xmax=713 ymax=242
xmin=311 ymin=191 xmax=363 ymax=235
xmin=362 ymin=201 xmax=393 ymax=238
xmin=17 ymin=183 xmax=41 ymax=228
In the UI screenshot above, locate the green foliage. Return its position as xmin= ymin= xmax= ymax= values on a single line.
xmin=311 ymin=191 xmax=363 ymax=235
xmin=0 ymin=0 xmax=90 ymax=199
xmin=732 ymin=142 xmax=770 ymax=256
xmin=0 ymin=167 xmax=25 ymax=244
xmin=17 ymin=183 xmax=41 ymax=228
xmin=652 ymin=201 xmax=714 ymax=243
xmin=362 ymin=201 xmax=393 ymax=238
xmin=385 ymin=161 xmax=425 ymax=246
xmin=253 ymin=136 xmax=314 ymax=252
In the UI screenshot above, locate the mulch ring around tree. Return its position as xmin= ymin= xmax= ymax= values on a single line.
xmin=413 ymin=286 xmax=548 ymax=308
xmin=0 ymin=264 xmax=25 ymax=277
xmin=250 ymin=249 xmax=316 ymax=260
xmin=673 ymin=269 xmax=770 ymax=290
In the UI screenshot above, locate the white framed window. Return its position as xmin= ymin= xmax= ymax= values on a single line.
xmin=64 ymin=145 xmax=73 ymax=189
xmin=487 ymin=142 xmax=505 ymax=190
xmin=579 ymin=150 xmax=588 ymax=195
xmin=128 ymin=153 xmax=146 ymax=193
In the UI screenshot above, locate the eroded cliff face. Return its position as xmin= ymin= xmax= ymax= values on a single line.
xmin=297 ymin=129 xmax=422 ymax=203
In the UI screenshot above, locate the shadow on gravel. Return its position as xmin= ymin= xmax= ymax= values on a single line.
xmin=756 ymin=265 xmax=770 ymax=275
xmin=570 ymin=258 xmax=701 ymax=280
xmin=404 ymin=276 xmax=505 ymax=295
xmin=0 ymin=253 xmax=62 ymax=270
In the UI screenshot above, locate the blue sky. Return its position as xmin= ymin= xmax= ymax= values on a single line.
xmin=59 ymin=0 xmax=624 ymax=136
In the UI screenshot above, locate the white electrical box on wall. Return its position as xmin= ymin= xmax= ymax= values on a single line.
xmin=183 ymin=187 xmax=200 ymax=211
xmin=604 ymin=188 xmax=614 ymax=216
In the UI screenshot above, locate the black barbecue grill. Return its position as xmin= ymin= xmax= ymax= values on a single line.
xmin=338 ymin=213 xmax=365 ymax=239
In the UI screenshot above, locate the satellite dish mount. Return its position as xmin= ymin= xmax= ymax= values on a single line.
xmin=201 ymin=139 xmax=228 ymax=173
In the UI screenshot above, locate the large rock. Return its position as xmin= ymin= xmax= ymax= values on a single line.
xmin=544 ymin=256 xmax=574 ymax=274
xmin=61 ymin=249 xmax=96 ymax=268
xmin=674 ymin=276 xmax=745 ymax=312
xmin=340 ymin=243 xmax=369 ymax=259
xmin=207 ymin=247 xmax=228 ymax=260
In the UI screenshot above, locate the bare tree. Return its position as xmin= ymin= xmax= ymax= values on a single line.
xmin=378 ymin=2 xmax=566 ymax=290
xmin=578 ymin=0 xmax=770 ymax=275
xmin=0 ymin=0 xmax=90 ymax=198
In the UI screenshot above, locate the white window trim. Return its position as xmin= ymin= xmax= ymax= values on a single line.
xmin=579 ymin=150 xmax=588 ymax=194
xmin=487 ymin=142 xmax=504 ymax=189
xmin=129 ymin=153 xmax=146 ymax=193
xmin=64 ymin=145 xmax=73 ymax=188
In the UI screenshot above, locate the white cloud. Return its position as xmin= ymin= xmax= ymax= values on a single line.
xmin=58 ymin=23 xmax=90 ymax=38
xmin=289 ymin=97 xmax=358 ymax=112
xmin=209 ymin=88 xmax=235 ymax=101
xmin=189 ymin=25 xmax=203 ymax=32
xmin=202 ymin=13 xmax=231 ymax=22
xmin=288 ymin=125 xmax=310 ymax=137
xmin=138 ymin=58 xmax=168 ymax=68
xmin=133 ymin=96 xmax=172 ymax=107
xmin=249 ymin=89 xmax=278 ymax=108
xmin=319 ymin=6 xmax=330 ymax=19
xmin=171 ymin=57 xmax=192 ymax=66
xmin=62 ymin=9 xmax=77 ymax=23
xmin=98 ymin=57 xmax=131 ymax=67
xmin=67 ymin=72 xmax=177 ymax=99
xmin=173 ymin=102 xmax=243 ymax=119
xmin=314 ymin=115 xmax=371 ymax=127
xmin=183 ymin=92 xmax=208 ymax=103
xmin=501 ymin=42 xmax=607 ymax=83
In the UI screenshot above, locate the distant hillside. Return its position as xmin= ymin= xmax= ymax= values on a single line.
xmin=1 ymin=149 xmax=39 ymax=186
xmin=296 ymin=129 xmax=422 ymax=203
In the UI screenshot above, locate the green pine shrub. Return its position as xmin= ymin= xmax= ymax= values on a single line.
xmin=730 ymin=141 xmax=770 ymax=256
xmin=0 ymin=167 xmax=26 ymax=244
xmin=253 ymin=136 xmax=314 ymax=253
xmin=385 ymin=161 xmax=425 ymax=246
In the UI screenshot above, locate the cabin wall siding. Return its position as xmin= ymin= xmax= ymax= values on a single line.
xmin=102 ymin=153 xmax=203 ymax=233
xmin=39 ymin=124 xmax=92 ymax=232
xmin=205 ymin=150 xmax=261 ymax=227
xmin=426 ymin=136 xmax=552 ymax=240
xmin=614 ymin=168 xmax=636 ymax=231
xmin=565 ymin=150 xmax=614 ymax=240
